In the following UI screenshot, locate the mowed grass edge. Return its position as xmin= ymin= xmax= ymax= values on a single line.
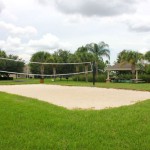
xmin=0 ymin=92 xmax=150 ymax=150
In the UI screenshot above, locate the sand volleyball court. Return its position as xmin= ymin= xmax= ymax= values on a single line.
xmin=0 ymin=84 xmax=150 ymax=110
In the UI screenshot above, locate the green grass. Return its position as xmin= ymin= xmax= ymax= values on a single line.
xmin=0 ymin=78 xmax=40 ymax=85
xmin=0 ymin=92 xmax=150 ymax=150
xmin=0 ymin=78 xmax=150 ymax=91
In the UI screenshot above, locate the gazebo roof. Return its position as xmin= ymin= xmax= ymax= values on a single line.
xmin=106 ymin=63 xmax=140 ymax=71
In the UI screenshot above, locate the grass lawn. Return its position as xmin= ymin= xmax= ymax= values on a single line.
xmin=0 ymin=92 xmax=150 ymax=150
xmin=0 ymin=78 xmax=150 ymax=91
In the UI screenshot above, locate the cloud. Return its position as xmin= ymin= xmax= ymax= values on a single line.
xmin=0 ymin=36 xmax=33 ymax=61
xmin=123 ymin=15 xmax=150 ymax=32
xmin=0 ymin=33 xmax=71 ymax=61
xmin=36 ymin=0 xmax=55 ymax=6
xmin=0 ymin=21 xmax=37 ymax=37
xmin=37 ymin=0 xmax=48 ymax=5
xmin=129 ymin=24 xmax=150 ymax=32
xmin=54 ymin=0 xmax=138 ymax=17
xmin=0 ymin=36 xmax=21 ymax=50
xmin=0 ymin=0 xmax=4 ymax=13
xmin=28 ymin=33 xmax=71 ymax=50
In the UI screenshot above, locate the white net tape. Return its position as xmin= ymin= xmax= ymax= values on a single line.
xmin=0 ymin=57 xmax=25 ymax=62
xmin=0 ymin=70 xmax=92 ymax=77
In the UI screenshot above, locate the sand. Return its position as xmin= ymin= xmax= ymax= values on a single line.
xmin=0 ymin=84 xmax=150 ymax=110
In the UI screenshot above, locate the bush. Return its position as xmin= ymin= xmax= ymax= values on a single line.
xmin=145 ymin=64 xmax=150 ymax=74
xmin=117 ymin=74 xmax=132 ymax=80
xmin=0 ymin=77 xmax=13 ymax=80
xmin=72 ymin=73 xmax=106 ymax=82
xmin=139 ymin=74 xmax=150 ymax=83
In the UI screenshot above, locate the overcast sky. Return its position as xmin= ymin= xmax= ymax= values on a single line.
xmin=0 ymin=0 xmax=150 ymax=64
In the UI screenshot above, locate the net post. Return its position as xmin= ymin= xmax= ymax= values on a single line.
xmin=85 ymin=63 xmax=88 ymax=82
xmin=93 ymin=61 xmax=96 ymax=86
xmin=26 ymin=64 xmax=29 ymax=79
xmin=52 ymin=65 xmax=56 ymax=81
xmin=75 ymin=65 xmax=79 ymax=81
xmin=40 ymin=64 xmax=44 ymax=83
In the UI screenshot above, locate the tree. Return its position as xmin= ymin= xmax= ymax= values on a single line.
xmin=0 ymin=50 xmax=24 ymax=78
xmin=68 ymin=53 xmax=82 ymax=76
xmin=76 ymin=46 xmax=96 ymax=68
xmin=145 ymin=64 xmax=150 ymax=74
xmin=53 ymin=49 xmax=73 ymax=74
xmin=86 ymin=41 xmax=110 ymax=61
xmin=0 ymin=49 xmax=7 ymax=58
xmin=53 ymin=49 xmax=71 ymax=63
xmin=75 ymin=46 xmax=95 ymax=62
xmin=85 ymin=41 xmax=110 ymax=74
xmin=0 ymin=50 xmax=7 ymax=76
xmin=145 ymin=51 xmax=150 ymax=62
xmin=117 ymin=50 xmax=144 ymax=78
xmin=30 ymin=51 xmax=54 ymax=77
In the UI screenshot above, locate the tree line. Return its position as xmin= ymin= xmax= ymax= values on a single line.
xmin=0 ymin=41 xmax=150 ymax=79
xmin=30 ymin=41 xmax=110 ymax=76
xmin=0 ymin=50 xmax=24 ymax=78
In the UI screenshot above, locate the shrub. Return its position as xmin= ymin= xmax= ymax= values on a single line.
xmin=139 ymin=74 xmax=150 ymax=83
xmin=0 ymin=77 xmax=13 ymax=80
xmin=117 ymin=74 xmax=132 ymax=80
xmin=145 ymin=64 xmax=150 ymax=74
xmin=72 ymin=73 xmax=106 ymax=82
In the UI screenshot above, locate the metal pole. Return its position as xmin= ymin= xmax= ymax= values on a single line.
xmin=93 ymin=61 xmax=96 ymax=86
xmin=85 ymin=63 xmax=88 ymax=82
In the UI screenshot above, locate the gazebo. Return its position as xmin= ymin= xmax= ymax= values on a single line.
xmin=105 ymin=63 xmax=140 ymax=83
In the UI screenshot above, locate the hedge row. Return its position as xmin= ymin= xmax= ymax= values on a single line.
xmin=72 ymin=74 xmax=107 ymax=82
xmin=116 ymin=74 xmax=150 ymax=83
xmin=72 ymin=73 xmax=150 ymax=83
xmin=0 ymin=77 xmax=13 ymax=80
xmin=117 ymin=74 xmax=132 ymax=80
xmin=139 ymin=74 xmax=150 ymax=83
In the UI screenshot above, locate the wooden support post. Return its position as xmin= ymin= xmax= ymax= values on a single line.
xmin=40 ymin=64 xmax=44 ymax=83
xmin=106 ymin=71 xmax=110 ymax=83
xmin=26 ymin=65 xmax=29 ymax=79
xmin=53 ymin=65 xmax=56 ymax=81
xmin=136 ymin=70 xmax=138 ymax=80
xmin=76 ymin=65 xmax=79 ymax=81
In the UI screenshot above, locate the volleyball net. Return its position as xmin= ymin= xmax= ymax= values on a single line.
xmin=0 ymin=57 xmax=93 ymax=78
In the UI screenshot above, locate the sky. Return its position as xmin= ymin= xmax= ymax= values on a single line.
xmin=0 ymin=0 xmax=150 ymax=64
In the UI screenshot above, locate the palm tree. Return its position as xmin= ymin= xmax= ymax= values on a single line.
xmin=86 ymin=41 xmax=110 ymax=74
xmin=118 ymin=50 xmax=143 ymax=78
xmin=86 ymin=42 xmax=110 ymax=60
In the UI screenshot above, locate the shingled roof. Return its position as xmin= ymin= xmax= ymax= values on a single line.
xmin=106 ymin=63 xmax=140 ymax=71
